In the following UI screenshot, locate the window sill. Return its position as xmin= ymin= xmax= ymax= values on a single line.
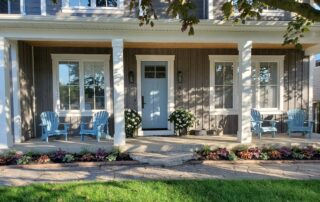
xmin=210 ymin=109 xmax=238 ymax=115
xmin=61 ymin=7 xmax=124 ymax=14
xmin=257 ymin=109 xmax=284 ymax=115
xmin=57 ymin=110 xmax=107 ymax=117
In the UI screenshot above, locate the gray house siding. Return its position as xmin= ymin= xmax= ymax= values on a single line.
xmin=29 ymin=45 xmax=114 ymax=138
xmin=18 ymin=43 xmax=309 ymax=139
xmin=18 ymin=41 xmax=35 ymax=141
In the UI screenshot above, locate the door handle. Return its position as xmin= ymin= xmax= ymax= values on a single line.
xmin=142 ymin=96 xmax=146 ymax=109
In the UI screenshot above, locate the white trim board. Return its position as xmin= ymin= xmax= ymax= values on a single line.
xmin=209 ymin=55 xmax=285 ymax=115
xmin=51 ymin=54 xmax=111 ymax=117
xmin=136 ymin=55 xmax=175 ymax=136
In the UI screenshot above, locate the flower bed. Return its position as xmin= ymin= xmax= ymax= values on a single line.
xmin=0 ymin=148 xmax=132 ymax=166
xmin=198 ymin=145 xmax=320 ymax=161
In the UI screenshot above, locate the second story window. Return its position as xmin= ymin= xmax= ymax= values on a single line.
xmin=67 ymin=0 xmax=117 ymax=8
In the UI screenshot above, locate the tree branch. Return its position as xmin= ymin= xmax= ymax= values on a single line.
xmin=259 ymin=0 xmax=320 ymax=21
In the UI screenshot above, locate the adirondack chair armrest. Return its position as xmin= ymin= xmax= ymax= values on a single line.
xmin=263 ymin=120 xmax=278 ymax=126
xmin=60 ymin=123 xmax=70 ymax=130
xmin=39 ymin=123 xmax=47 ymax=127
xmin=304 ymin=121 xmax=314 ymax=127
xmin=97 ymin=124 xmax=106 ymax=132
xmin=80 ymin=122 xmax=92 ymax=130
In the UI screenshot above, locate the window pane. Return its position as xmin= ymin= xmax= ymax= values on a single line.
xmin=224 ymin=86 xmax=233 ymax=108
xmin=59 ymin=86 xmax=69 ymax=110
xmin=214 ymin=86 xmax=223 ymax=108
xmin=107 ymin=0 xmax=117 ymax=7
xmin=84 ymin=62 xmax=105 ymax=110
xmin=95 ymin=86 xmax=105 ymax=109
xmin=145 ymin=66 xmax=155 ymax=78
xmin=156 ymin=66 xmax=166 ymax=78
xmin=59 ymin=62 xmax=80 ymax=110
xmin=224 ymin=63 xmax=233 ymax=85
xmin=215 ymin=63 xmax=223 ymax=85
xmin=260 ymin=62 xmax=277 ymax=85
xmin=84 ymin=85 xmax=94 ymax=110
xmin=70 ymin=86 xmax=80 ymax=110
xmin=70 ymin=0 xmax=90 ymax=6
xmin=259 ymin=86 xmax=277 ymax=108
xmin=96 ymin=0 xmax=106 ymax=7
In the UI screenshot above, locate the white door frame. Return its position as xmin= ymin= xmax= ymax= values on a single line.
xmin=136 ymin=55 xmax=175 ymax=136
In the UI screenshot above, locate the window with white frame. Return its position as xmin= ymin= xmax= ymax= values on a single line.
xmin=252 ymin=56 xmax=284 ymax=113
xmin=209 ymin=56 xmax=238 ymax=114
xmin=62 ymin=0 xmax=124 ymax=13
xmin=67 ymin=0 xmax=117 ymax=8
xmin=52 ymin=54 xmax=110 ymax=115
xmin=209 ymin=55 xmax=284 ymax=115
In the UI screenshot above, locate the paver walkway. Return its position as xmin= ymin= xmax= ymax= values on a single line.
xmin=1 ymin=161 xmax=320 ymax=186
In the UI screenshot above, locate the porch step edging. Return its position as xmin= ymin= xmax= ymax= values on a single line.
xmin=130 ymin=152 xmax=197 ymax=166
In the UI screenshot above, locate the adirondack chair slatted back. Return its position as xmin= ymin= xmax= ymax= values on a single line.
xmin=287 ymin=109 xmax=306 ymax=127
xmin=251 ymin=109 xmax=261 ymax=131
xmin=93 ymin=111 xmax=108 ymax=131
xmin=40 ymin=112 xmax=59 ymax=132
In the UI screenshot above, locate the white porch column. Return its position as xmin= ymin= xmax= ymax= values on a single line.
xmin=10 ymin=41 xmax=22 ymax=143
xmin=305 ymin=45 xmax=320 ymax=122
xmin=0 ymin=38 xmax=13 ymax=148
xmin=41 ymin=0 xmax=47 ymax=16
xmin=20 ymin=0 xmax=26 ymax=15
xmin=112 ymin=39 xmax=125 ymax=146
xmin=237 ymin=40 xmax=253 ymax=143
xmin=308 ymin=54 xmax=315 ymax=122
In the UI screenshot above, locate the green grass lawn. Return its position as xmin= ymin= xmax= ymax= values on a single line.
xmin=0 ymin=180 xmax=319 ymax=202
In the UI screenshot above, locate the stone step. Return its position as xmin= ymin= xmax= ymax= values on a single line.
xmin=130 ymin=152 xmax=197 ymax=166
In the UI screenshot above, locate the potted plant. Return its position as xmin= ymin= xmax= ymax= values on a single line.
xmin=125 ymin=108 xmax=142 ymax=138
xmin=168 ymin=108 xmax=195 ymax=136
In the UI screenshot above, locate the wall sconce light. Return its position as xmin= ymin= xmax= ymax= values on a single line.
xmin=177 ymin=71 xmax=183 ymax=83
xmin=128 ymin=71 xmax=134 ymax=84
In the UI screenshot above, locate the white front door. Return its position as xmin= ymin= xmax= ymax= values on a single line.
xmin=141 ymin=61 xmax=168 ymax=130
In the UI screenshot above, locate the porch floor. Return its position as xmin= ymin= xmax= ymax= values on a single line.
xmin=9 ymin=133 xmax=320 ymax=153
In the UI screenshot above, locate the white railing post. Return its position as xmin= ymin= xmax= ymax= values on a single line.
xmin=112 ymin=39 xmax=126 ymax=146
xmin=0 ymin=37 xmax=13 ymax=148
xmin=10 ymin=41 xmax=22 ymax=143
xmin=20 ymin=0 xmax=26 ymax=15
xmin=237 ymin=40 xmax=253 ymax=143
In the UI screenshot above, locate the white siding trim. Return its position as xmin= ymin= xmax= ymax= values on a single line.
xmin=136 ymin=55 xmax=175 ymax=136
xmin=0 ymin=38 xmax=13 ymax=148
xmin=51 ymin=54 xmax=111 ymax=117
xmin=20 ymin=0 xmax=26 ymax=15
xmin=41 ymin=0 xmax=47 ymax=16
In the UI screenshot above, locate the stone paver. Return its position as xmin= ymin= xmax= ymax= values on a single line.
xmin=1 ymin=162 xmax=320 ymax=186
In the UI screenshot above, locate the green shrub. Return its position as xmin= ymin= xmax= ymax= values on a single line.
xmin=17 ymin=155 xmax=32 ymax=165
xmin=227 ymin=152 xmax=238 ymax=161
xmin=259 ymin=152 xmax=269 ymax=160
xmin=63 ymin=154 xmax=75 ymax=163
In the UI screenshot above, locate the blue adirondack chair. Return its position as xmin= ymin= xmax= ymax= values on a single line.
xmin=40 ymin=112 xmax=69 ymax=142
xmin=287 ymin=109 xmax=313 ymax=138
xmin=251 ymin=109 xmax=278 ymax=139
xmin=79 ymin=111 xmax=109 ymax=142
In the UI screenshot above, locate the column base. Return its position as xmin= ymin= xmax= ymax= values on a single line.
xmin=237 ymin=131 xmax=252 ymax=144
